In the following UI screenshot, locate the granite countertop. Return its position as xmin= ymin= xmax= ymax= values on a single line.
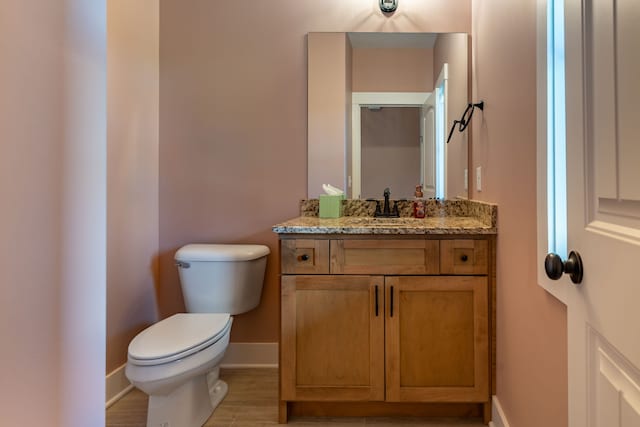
xmin=272 ymin=215 xmax=495 ymax=235
xmin=272 ymin=199 xmax=497 ymax=235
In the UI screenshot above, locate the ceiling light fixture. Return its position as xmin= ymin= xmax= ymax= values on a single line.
xmin=379 ymin=0 xmax=398 ymax=13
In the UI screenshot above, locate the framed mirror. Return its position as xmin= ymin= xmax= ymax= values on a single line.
xmin=307 ymin=32 xmax=469 ymax=200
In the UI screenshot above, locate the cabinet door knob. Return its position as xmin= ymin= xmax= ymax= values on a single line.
xmin=460 ymin=254 xmax=468 ymax=262
xmin=390 ymin=286 xmax=394 ymax=317
xmin=298 ymin=254 xmax=309 ymax=262
xmin=375 ymin=285 xmax=379 ymax=316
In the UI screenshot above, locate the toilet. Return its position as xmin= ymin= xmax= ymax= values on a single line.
xmin=125 ymin=243 xmax=270 ymax=427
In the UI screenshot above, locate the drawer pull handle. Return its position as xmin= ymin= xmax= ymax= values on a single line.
xmin=390 ymin=286 xmax=394 ymax=317
xmin=375 ymin=285 xmax=379 ymax=316
xmin=460 ymin=254 xmax=469 ymax=262
xmin=298 ymin=254 xmax=309 ymax=262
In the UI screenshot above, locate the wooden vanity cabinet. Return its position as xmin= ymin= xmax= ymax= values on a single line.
xmin=280 ymin=275 xmax=385 ymax=401
xmin=385 ymin=275 xmax=489 ymax=403
xmin=278 ymin=235 xmax=495 ymax=424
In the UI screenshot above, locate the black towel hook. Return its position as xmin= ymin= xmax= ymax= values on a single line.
xmin=446 ymin=101 xmax=484 ymax=144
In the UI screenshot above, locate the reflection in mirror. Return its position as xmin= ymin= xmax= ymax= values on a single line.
xmin=307 ymin=32 xmax=469 ymax=200
xmin=352 ymin=84 xmax=451 ymax=200
xmin=360 ymin=105 xmax=421 ymax=199
xmin=352 ymin=92 xmax=432 ymax=199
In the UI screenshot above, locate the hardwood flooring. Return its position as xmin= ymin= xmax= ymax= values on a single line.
xmin=106 ymin=368 xmax=486 ymax=426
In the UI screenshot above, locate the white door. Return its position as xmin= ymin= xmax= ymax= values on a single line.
xmin=434 ymin=65 xmax=448 ymax=200
xmin=556 ymin=1 xmax=640 ymax=426
xmin=422 ymin=92 xmax=436 ymax=199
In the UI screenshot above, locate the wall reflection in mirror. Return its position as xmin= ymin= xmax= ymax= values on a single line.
xmin=307 ymin=32 xmax=469 ymax=200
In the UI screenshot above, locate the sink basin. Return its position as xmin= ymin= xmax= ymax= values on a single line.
xmin=345 ymin=217 xmax=410 ymax=226
xmin=370 ymin=218 xmax=403 ymax=224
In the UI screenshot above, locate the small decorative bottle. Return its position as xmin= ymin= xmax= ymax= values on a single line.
xmin=413 ymin=184 xmax=426 ymax=218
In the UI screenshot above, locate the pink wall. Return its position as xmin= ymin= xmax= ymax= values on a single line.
xmin=471 ymin=0 xmax=568 ymax=426
xmin=159 ymin=0 xmax=471 ymax=343
xmin=345 ymin=38 xmax=353 ymax=198
xmin=0 ymin=4 xmax=64 ymax=422
xmin=307 ymin=33 xmax=350 ymax=199
xmin=107 ymin=0 xmax=160 ymax=374
xmin=352 ymin=48 xmax=434 ymax=92
xmin=0 ymin=1 xmax=106 ymax=425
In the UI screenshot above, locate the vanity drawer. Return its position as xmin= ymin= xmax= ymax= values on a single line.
xmin=281 ymin=239 xmax=330 ymax=274
xmin=440 ymin=240 xmax=488 ymax=275
xmin=330 ymin=239 xmax=440 ymax=275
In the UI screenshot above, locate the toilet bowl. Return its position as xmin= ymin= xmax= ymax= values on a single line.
xmin=126 ymin=313 xmax=232 ymax=427
xmin=125 ymin=243 xmax=270 ymax=427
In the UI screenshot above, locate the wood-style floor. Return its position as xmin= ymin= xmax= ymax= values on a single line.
xmin=106 ymin=368 xmax=486 ymax=427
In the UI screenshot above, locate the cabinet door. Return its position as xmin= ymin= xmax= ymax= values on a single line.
xmin=281 ymin=275 xmax=384 ymax=401
xmin=385 ymin=276 xmax=489 ymax=402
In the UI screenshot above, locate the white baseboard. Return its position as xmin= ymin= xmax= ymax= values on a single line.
xmin=220 ymin=342 xmax=278 ymax=368
xmin=488 ymin=395 xmax=511 ymax=427
xmin=105 ymin=363 xmax=133 ymax=408
xmin=105 ymin=343 xmax=278 ymax=407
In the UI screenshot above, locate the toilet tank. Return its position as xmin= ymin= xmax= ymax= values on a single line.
xmin=174 ymin=244 xmax=270 ymax=314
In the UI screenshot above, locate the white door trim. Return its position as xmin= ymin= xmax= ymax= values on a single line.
xmin=351 ymin=92 xmax=429 ymax=199
xmin=536 ymin=0 xmax=569 ymax=304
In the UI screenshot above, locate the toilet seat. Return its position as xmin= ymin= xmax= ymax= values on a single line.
xmin=128 ymin=313 xmax=231 ymax=366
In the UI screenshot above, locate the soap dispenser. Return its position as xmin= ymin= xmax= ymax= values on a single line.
xmin=413 ymin=184 xmax=426 ymax=218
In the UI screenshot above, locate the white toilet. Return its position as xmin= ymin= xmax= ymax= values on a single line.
xmin=125 ymin=243 xmax=270 ymax=427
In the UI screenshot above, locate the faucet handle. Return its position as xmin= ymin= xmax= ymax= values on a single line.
xmin=373 ymin=201 xmax=382 ymax=217
xmin=392 ymin=201 xmax=400 ymax=217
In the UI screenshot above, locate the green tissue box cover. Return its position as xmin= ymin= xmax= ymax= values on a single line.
xmin=319 ymin=194 xmax=345 ymax=218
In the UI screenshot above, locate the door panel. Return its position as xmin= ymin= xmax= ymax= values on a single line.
xmin=564 ymin=0 xmax=640 ymax=425
xmin=616 ymin=0 xmax=640 ymax=202
xmin=296 ymin=289 xmax=369 ymax=387
xmin=385 ymin=276 xmax=488 ymax=402
xmin=398 ymin=289 xmax=475 ymax=387
xmin=586 ymin=0 xmax=640 ymax=229
xmin=590 ymin=328 xmax=640 ymax=427
xmin=280 ymin=275 xmax=384 ymax=401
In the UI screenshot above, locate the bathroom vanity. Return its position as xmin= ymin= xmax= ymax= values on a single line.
xmin=273 ymin=200 xmax=497 ymax=425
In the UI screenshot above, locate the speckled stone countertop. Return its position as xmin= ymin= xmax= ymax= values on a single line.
xmin=272 ymin=199 xmax=497 ymax=235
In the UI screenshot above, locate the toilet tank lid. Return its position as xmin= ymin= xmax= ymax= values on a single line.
xmin=175 ymin=244 xmax=270 ymax=262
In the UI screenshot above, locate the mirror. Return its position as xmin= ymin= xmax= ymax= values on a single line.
xmin=307 ymin=32 xmax=469 ymax=200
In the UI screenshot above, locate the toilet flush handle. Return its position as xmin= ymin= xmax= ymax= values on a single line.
xmin=175 ymin=261 xmax=190 ymax=269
